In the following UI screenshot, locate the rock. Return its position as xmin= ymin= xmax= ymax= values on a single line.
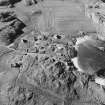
xmin=95 ymin=77 xmax=105 ymax=86
xmin=0 ymin=0 xmax=10 ymax=6
xmin=23 ymin=0 xmax=34 ymax=6
xmin=23 ymin=0 xmax=43 ymax=6
xmin=86 ymin=0 xmax=105 ymax=41
xmin=0 ymin=10 xmax=16 ymax=22
xmin=101 ymin=0 xmax=105 ymax=3
xmin=0 ymin=0 xmax=22 ymax=6
xmin=0 ymin=19 xmax=25 ymax=46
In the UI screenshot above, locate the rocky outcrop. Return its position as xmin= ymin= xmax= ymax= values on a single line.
xmin=0 ymin=19 xmax=25 ymax=46
xmin=85 ymin=0 xmax=105 ymax=40
xmin=0 ymin=0 xmax=10 ymax=6
xmin=0 ymin=0 xmax=22 ymax=6
xmin=0 ymin=10 xmax=16 ymax=22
